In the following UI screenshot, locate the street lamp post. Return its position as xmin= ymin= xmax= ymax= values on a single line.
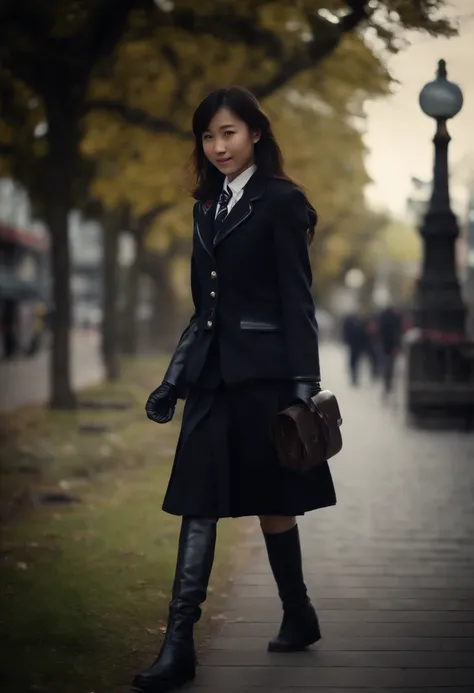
xmin=414 ymin=59 xmax=465 ymax=334
xmin=406 ymin=60 xmax=474 ymax=426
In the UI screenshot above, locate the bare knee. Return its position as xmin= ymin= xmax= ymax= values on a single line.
xmin=259 ymin=515 xmax=296 ymax=534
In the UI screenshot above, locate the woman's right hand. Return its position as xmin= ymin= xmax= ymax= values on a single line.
xmin=293 ymin=380 xmax=321 ymax=408
xmin=145 ymin=382 xmax=178 ymax=424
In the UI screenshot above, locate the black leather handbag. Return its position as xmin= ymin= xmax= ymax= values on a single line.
xmin=270 ymin=390 xmax=343 ymax=473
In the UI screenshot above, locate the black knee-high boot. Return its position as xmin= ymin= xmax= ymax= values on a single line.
xmin=132 ymin=517 xmax=217 ymax=692
xmin=263 ymin=524 xmax=321 ymax=652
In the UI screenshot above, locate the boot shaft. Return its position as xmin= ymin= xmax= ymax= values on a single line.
xmin=170 ymin=517 xmax=217 ymax=625
xmin=132 ymin=517 xmax=217 ymax=692
xmin=263 ymin=524 xmax=309 ymax=609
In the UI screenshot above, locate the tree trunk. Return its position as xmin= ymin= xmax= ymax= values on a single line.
xmin=121 ymin=232 xmax=145 ymax=355
xmin=146 ymin=251 xmax=182 ymax=351
xmin=48 ymin=202 xmax=75 ymax=408
xmin=101 ymin=211 xmax=121 ymax=380
xmin=44 ymin=98 xmax=79 ymax=409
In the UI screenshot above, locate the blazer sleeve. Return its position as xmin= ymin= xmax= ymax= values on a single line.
xmin=274 ymin=186 xmax=321 ymax=380
xmin=162 ymin=213 xmax=201 ymax=396
xmin=189 ymin=202 xmax=201 ymax=321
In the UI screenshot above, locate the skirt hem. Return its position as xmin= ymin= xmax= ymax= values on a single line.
xmin=161 ymin=499 xmax=337 ymax=519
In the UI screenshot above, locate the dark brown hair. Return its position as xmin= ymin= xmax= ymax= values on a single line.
xmin=191 ymin=86 xmax=317 ymax=242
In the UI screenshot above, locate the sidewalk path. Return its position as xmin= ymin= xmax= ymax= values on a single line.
xmin=190 ymin=343 xmax=474 ymax=692
xmin=0 ymin=328 xmax=103 ymax=412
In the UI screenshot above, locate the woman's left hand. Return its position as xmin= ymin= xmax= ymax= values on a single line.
xmin=293 ymin=380 xmax=321 ymax=407
xmin=145 ymin=381 xmax=178 ymax=424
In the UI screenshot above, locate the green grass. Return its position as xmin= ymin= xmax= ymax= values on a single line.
xmin=0 ymin=357 xmax=249 ymax=693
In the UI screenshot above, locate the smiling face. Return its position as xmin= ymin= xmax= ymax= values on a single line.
xmin=202 ymin=107 xmax=260 ymax=183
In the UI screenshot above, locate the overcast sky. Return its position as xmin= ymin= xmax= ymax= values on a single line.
xmin=363 ymin=0 xmax=474 ymax=217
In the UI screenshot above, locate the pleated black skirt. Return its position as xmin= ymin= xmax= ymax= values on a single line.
xmin=162 ymin=380 xmax=337 ymax=518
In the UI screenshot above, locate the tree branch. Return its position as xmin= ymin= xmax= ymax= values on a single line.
xmin=251 ymin=1 xmax=370 ymax=99
xmin=84 ymin=99 xmax=193 ymax=139
xmin=137 ymin=203 xmax=174 ymax=233
xmin=85 ymin=1 xmax=369 ymax=134
xmin=172 ymin=8 xmax=284 ymax=60
xmin=129 ymin=203 xmax=175 ymax=244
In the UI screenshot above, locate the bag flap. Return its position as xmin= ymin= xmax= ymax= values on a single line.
xmin=311 ymin=389 xmax=343 ymax=427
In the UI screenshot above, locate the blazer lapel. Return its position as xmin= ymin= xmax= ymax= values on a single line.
xmin=195 ymin=198 xmax=217 ymax=259
xmin=214 ymin=171 xmax=265 ymax=248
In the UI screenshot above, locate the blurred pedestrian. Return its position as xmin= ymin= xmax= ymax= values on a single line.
xmin=377 ymin=304 xmax=403 ymax=398
xmin=342 ymin=311 xmax=369 ymax=386
xmin=134 ymin=87 xmax=336 ymax=692
xmin=364 ymin=313 xmax=379 ymax=381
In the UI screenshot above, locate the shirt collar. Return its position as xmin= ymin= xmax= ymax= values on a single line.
xmin=224 ymin=164 xmax=257 ymax=197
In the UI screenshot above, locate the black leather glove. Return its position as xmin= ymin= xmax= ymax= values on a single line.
xmin=293 ymin=379 xmax=321 ymax=408
xmin=145 ymin=381 xmax=178 ymax=424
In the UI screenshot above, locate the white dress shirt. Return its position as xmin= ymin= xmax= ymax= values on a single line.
xmin=215 ymin=164 xmax=257 ymax=219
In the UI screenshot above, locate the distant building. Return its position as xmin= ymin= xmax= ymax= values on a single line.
xmin=69 ymin=210 xmax=103 ymax=304
xmin=0 ymin=177 xmax=103 ymax=305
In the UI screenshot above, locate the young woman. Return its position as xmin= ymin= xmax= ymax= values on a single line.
xmin=133 ymin=86 xmax=336 ymax=693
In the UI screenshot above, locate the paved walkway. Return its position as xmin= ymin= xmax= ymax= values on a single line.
xmin=0 ymin=328 xmax=103 ymax=412
xmin=189 ymin=343 xmax=474 ymax=692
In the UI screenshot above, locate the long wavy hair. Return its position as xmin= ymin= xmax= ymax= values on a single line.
xmin=191 ymin=86 xmax=317 ymax=242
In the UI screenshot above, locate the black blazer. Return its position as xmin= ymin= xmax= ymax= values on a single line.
xmin=180 ymin=170 xmax=320 ymax=388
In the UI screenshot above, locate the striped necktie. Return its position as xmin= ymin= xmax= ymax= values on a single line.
xmin=215 ymin=186 xmax=232 ymax=226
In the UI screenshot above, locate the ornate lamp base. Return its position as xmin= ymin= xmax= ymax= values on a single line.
xmin=405 ymin=336 xmax=474 ymax=429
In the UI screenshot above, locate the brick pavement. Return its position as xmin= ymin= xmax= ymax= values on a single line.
xmin=187 ymin=342 xmax=474 ymax=692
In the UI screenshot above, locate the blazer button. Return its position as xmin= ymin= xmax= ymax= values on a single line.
xmin=210 ymin=291 xmax=216 ymax=298
xmin=210 ymin=270 xmax=217 ymax=279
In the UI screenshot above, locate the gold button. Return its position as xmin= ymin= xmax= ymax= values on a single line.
xmin=207 ymin=320 xmax=213 ymax=328
xmin=210 ymin=291 xmax=216 ymax=298
xmin=211 ymin=271 xmax=217 ymax=278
